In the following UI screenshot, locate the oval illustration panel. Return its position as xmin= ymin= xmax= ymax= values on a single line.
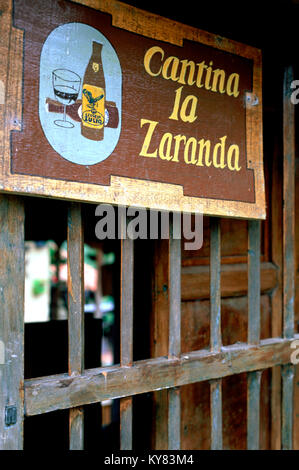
xmin=39 ymin=23 xmax=121 ymax=165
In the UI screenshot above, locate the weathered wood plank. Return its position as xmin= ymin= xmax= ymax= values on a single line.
xmin=168 ymin=216 xmax=181 ymax=359
xmin=247 ymin=370 xmax=262 ymax=449
xmin=283 ymin=65 xmax=295 ymax=340
xmin=281 ymin=65 xmax=295 ymax=450
xmin=209 ymin=217 xmax=223 ymax=450
xmin=210 ymin=217 xmax=221 ymax=352
xmin=69 ymin=407 xmax=84 ymax=449
xmin=120 ymin=396 xmax=133 ymax=450
xmin=67 ymin=203 xmax=85 ymax=450
xmin=24 ymin=336 xmax=299 ymax=417
xmin=168 ymin=387 xmax=180 ymax=450
xmin=2 ymin=0 xmax=265 ymax=220
xmin=181 ymin=262 xmax=277 ymax=301
xmin=248 ymin=220 xmax=261 ymax=344
xmin=0 ymin=195 xmax=25 ymax=449
xmin=120 ymin=211 xmax=134 ymax=450
xmin=67 ymin=203 xmax=85 ymax=374
xmin=270 ymin=132 xmax=283 ymax=450
xmin=120 ymin=214 xmax=134 ymax=367
xmin=168 ymin=216 xmax=181 ymax=450
xmin=151 ymin=239 xmax=169 ymax=450
xmin=247 ymin=220 xmax=261 ymax=449
xmin=210 ymin=379 xmax=222 ymax=450
xmin=281 ymin=364 xmax=294 ymax=450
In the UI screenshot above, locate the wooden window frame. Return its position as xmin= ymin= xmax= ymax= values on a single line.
xmin=0 ymin=66 xmax=297 ymax=450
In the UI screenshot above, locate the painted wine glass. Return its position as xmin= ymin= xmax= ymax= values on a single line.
xmin=52 ymin=69 xmax=81 ymax=128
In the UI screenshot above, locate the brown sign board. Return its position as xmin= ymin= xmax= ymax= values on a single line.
xmin=0 ymin=0 xmax=265 ymax=219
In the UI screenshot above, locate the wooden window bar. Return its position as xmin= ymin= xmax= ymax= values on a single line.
xmin=120 ymin=211 xmax=134 ymax=450
xmin=67 ymin=203 xmax=85 ymax=450
xmin=0 ymin=196 xmax=25 ymax=450
xmin=282 ymin=65 xmax=295 ymax=450
xmin=0 ymin=65 xmax=297 ymax=449
xmin=210 ymin=217 xmax=223 ymax=450
xmin=168 ymin=216 xmax=181 ymax=450
xmin=247 ymin=219 xmax=262 ymax=450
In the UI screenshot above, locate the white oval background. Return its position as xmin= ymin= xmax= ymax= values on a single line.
xmin=39 ymin=23 xmax=122 ymax=165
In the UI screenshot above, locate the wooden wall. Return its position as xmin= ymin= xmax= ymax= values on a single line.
xmin=150 ymin=73 xmax=299 ymax=449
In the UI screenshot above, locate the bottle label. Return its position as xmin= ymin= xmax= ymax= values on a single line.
xmin=82 ymin=84 xmax=105 ymax=129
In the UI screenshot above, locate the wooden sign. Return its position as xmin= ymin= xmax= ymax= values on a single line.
xmin=0 ymin=0 xmax=265 ymax=219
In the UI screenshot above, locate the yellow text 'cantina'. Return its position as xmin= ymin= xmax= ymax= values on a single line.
xmin=143 ymin=46 xmax=240 ymax=97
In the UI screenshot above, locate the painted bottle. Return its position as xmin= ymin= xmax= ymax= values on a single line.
xmin=81 ymin=41 xmax=106 ymax=141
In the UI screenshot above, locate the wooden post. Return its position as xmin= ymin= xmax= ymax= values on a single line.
xmin=209 ymin=217 xmax=223 ymax=450
xmin=168 ymin=214 xmax=181 ymax=450
xmin=247 ymin=220 xmax=262 ymax=450
xmin=67 ymin=203 xmax=85 ymax=450
xmin=150 ymin=238 xmax=169 ymax=450
xmin=282 ymin=65 xmax=295 ymax=450
xmin=120 ymin=210 xmax=134 ymax=450
xmin=0 ymin=195 xmax=25 ymax=449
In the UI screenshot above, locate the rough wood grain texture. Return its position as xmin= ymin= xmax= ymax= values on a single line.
xmin=281 ymin=364 xmax=294 ymax=450
xmin=0 ymin=0 xmax=13 ymax=174
xmin=247 ymin=220 xmax=262 ymax=449
xmin=209 ymin=217 xmax=223 ymax=450
xmin=182 ymin=295 xmax=272 ymax=355
xmin=67 ymin=203 xmax=85 ymax=450
xmin=210 ymin=379 xmax=222 ymax=450
xmin=281 ymin=65 xmax=295 ymax=449
xmin=0 ymin=195 xmax=25 ymax=449
xmin=120 ymin=212 xmax=133 ymax=450
xmin=283 ymin=65 xmax=295 ymax=340
xmin=248 ymin=220 xmax=261 ymax=345
xmin=67 ymin=203 xmax=85 ymax=375
xmin=247 ymin=370 xmax=262 ymax=449
xmin=168 ymin=217 xmax=181 ymax=359
xmin=1 ymin=0 xmax=265 ymax=219
xmin=120 ymin=214 xmax=133 ymax=368
xmin=294 ymin=117 xmax=299 ymax=451
xmin=168 ymin=387 xmax=180 ymax=450
xmin=210 ymin=218 xmax=222 ymax=352
xmin=270 ymin=131 xmax=283 ymax=449
xmin=120 ymin=396 xmax=133 ymax=450
xmin=69 ymin=407 xmax=84 ymax=449
xmin=182 ymin=217 xmax=269 ymax=268
xmin=168 ymin=217 xmax=181 ymax=449
xmin=294 ymin=365 xmax=299 ymax=450
xmin=180 ymin=294 xmax=272 ymax=451
xmin=23 ymin=336 xmax=299 ymax=417
xmin=181 ymin=262 xmax=277 ymax=301
xmin=150 ymin=239 xmax=169 ymax=450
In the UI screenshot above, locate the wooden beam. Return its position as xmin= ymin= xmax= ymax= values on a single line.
xmin=67 ymin=203 xmax=85 ymax=450
xmin=168 ymin=215 xmax=181 ymax=450
xmin=151 ymin=239 xmax=169 ymax=450
xmin=248 ymin=220 xmax=261 ymax=345
xmin=247 ymin=220 xmax=262 ymax=450
xmin=24 ymin=336 xmax=299 ymax=417
xmin=247 ymin=370 xmax=262 ymax=449
xmin=282 ymin=65 xmax=295 ymax=450
xmin=210 ymin=218 xmax=222 ymax=352
xmin=281 ymin=364 xmax=295 ymax=450
xmin=120 ymin=211 xmax=134 ymax=450
xmin=270 ymin=130 xmax=283 ymax=450
xmin=0 ymin=195 xmax=25 ymax=449
xmin=181 ymin=262 xmax=277 ymax=301
xmin=209 ymin=217 xmax=223 ymax=450
xmin=283 ymin=65 xmax=295 ymax=341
